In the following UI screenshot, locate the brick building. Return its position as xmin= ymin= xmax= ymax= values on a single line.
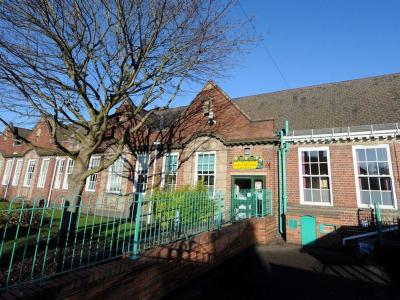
xmin=0 ymin=73 xmax=399 ymax=247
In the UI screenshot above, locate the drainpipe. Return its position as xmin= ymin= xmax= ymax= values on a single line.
xmin=3 ymin=158 xmax=15 ymax=200
xmin=150 ymin=141 xmax=161 ymax=195
xmin=150 ymin=148 xmax=158 ymax=196
xmin=47 ymin=157 xmax=59 ymax=207
xmin=278 ymin=120 xmax=289 ymax=236
xmin=278 ymin=134 xmax=283 ymax=233
xmin=282 ymin=120 xmax=289 ymax=215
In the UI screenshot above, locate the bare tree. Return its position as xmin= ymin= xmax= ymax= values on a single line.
xmin=0 ymin=0 xmax=251 ymax=205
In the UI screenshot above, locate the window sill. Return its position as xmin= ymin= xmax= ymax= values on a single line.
xmin=300 ymin=201 xmax=333 ymax=207
xmin=106 ymin=191 xmax=122 ymax=195
xmin=358 ymin=204 xmax=397 ymax=210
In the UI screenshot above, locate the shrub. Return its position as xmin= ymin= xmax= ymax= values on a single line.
xmin=150 ymin=182 xmax=216 ymax=233
xmin=0 ymin=205 xmax=43 ymax=230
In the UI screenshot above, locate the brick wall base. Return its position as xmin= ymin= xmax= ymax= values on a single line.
xmin=0 ymin=217 xmax=278 ymax=300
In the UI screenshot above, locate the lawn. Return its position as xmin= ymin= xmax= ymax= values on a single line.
xmin=0 ymin=202 xmax=136 ymax=259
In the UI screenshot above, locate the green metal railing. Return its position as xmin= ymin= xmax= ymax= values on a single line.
xmin=0 ymin=191 xmax=221 ymax=289
xmin=231 ymin=189 xmax=273 ymax=222
xmin=137 ymin=190 xmax=219 ymax=253
xmin=0 ymin=189 xmax=272 ymax=290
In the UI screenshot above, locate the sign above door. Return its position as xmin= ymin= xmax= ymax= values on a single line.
xmin=232 ymin=155 xmax=264 ymax=170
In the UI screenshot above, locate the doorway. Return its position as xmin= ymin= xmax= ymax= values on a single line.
xmin=231 ymin=176 xmax=266 ymax=221
xmin=301 ymin=215 xmax=317 ymax=246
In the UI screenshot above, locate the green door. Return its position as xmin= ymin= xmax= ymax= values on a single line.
xmin=301 ymin=216 xmax=316 ymax=246
xmin=231 ymin=176 xmax=266 ymax=221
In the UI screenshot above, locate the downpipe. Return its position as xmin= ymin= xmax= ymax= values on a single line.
xmin=278 ymin=120 xmax=289 ymax=236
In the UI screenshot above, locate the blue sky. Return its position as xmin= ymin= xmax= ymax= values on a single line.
xmin=177 ymin=0 xmax=400 ymax=105
xmin=1 ymin=0 xmax=399 ymax=128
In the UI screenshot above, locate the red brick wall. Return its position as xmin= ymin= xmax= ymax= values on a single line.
xmin=5 ymin=216 xmax=277 ymax=300
xmin=285 ymin=141 xmax=400 ymax=246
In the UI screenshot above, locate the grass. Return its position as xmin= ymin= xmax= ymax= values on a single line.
xmin=0 ymin=202 xmax=21 ymax=210
xmin=0 ymin=203 xmax=136 ymax=258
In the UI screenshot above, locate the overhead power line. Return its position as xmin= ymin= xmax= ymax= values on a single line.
xmin=238 ymin=1 xmax=291 ymax=89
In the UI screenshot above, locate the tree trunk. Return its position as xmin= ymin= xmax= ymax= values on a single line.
xmin=57 ymin=154 xmax=90 ymax=270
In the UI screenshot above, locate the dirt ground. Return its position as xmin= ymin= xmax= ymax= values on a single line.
xmin=163 ymin=244 xmax=400 ymax=300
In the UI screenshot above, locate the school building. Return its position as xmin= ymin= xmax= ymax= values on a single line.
xmin=0 ymin=73 xmax=399 ymax=247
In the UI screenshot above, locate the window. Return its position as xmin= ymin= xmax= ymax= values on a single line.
xmin=85 ymin=156 xmax=101 ymax=192
xmin=135 ymin=153 xmax=149 ymax=193
xmin=23 ymin=160 xmax=36 ymax=187
xmin=62 ymin=158 xmax=74 ymax=190
xmin=353 ymin=145 xmax=396 ymax=208
xmin=196 ymin=152 xmax=216 ymax=195
xmin=162 ymin=153 xmax=178 ymax=190
xmin=53 ymin=159 xmax=65 ymax=189
xmin=37 ymin=158 xmax=50 ymax=188
xmin=11 ymin=159 xmax=23 ymax=186
xmin=2 ymin=160 xmax=13 ymax=186
xmin=106 ymin=157 xmax=124 ymax=193
xmin=299 ymin=148 xmax=332 ymax=205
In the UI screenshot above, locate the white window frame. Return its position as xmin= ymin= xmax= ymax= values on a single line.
xmin=106 ymin=156 xmax=124 ymax=194
xmin=161 ymin=153 xmax=179 ymax=190
xmin=352 ymin=144 xmax=397 ymax=210
xmin=134 ymin=153 xmax=149 ymax=194
xmin=62 ymin=158 xmax=74 ymax=190
xmin=2 ymin=159 xmax=13 ymax=186
xmin=11 ymin=159 xmax=23 ymax=186
xmin=85 ymin=155 xmax=101 ymax=192
xmin=298 ymin=146 xmax=333 ymax=206
xmin=37 ymin=158 xmax=50 ymax=188
xmin=194 ymin=151 xmax=217 ymax=196
xmin=53 ymin=158 xmax=65 ymax=189
xmin=23 ymin=159 xmax=36 ymax=187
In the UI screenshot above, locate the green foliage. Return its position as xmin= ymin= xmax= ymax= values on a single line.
xmin=150 ymin=182 xmax=216 ymax=233
xmin=0 ymin=205 xmax=43 ymax=230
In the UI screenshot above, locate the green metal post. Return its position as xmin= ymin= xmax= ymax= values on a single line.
xmin=217 ymin=192 xmax=222 ymax=230
xmin=278 ymin=139 xmax=283 ymax=233
xmin=269 ymin=189 xmax=273 ymax=216
xmin=374 ymin=203 xmax=383 ymax=245
xmin=130 ymin=193 xmax=143 ymax=260
xmin=283 ymin=120 xmax=289 ymax=214
xmin=278 ymin=120 xmax=289 ymax=235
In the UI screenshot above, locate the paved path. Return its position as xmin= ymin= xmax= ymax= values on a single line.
xmin=163 ymin=244 xmax=399 ymax=300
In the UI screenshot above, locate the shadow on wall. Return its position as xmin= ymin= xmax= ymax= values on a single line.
xmin=67 ymin=218 xmax=267 ymax=300
xmin=298 ymin=220 xmax=400 ymax=283
xmin=163 ymin=232 xmax=400 ymax=300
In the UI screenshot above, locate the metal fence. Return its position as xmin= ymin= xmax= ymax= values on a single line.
xmin=0 ymin=189 xmax=272 ymax=289
xmin=231 ymin=189 xmax=273 ymax=221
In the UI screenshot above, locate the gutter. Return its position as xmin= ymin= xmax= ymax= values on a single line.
xmin=283 ymin=123 xmax=400 ymax=143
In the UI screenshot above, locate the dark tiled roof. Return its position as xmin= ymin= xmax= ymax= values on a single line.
xmin=233 ymin=73 xmax=400 ymax=131
xmin=149 ymin=106 xmax=186 ymax=130
xmin=14 ymin=127 xmax=32 ymax=139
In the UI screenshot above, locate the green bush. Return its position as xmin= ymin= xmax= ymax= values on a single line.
xmin=0 ymin=205 xmax=43 ymax=230
xmin=150 ymin=182 xmax=216 ymax=232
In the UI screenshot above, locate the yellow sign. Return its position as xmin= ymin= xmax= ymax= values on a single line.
xmin=232 ymin=156 xmax=264 ymax=170
xmin=233 ymin=160 xmax=259 ymax=169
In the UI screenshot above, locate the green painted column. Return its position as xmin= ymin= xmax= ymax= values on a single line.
xmin=278 ymin=120 xmax=289 ymax=236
